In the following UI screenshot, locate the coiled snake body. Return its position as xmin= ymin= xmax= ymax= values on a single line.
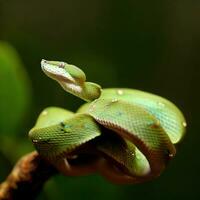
xmin=29 ymin=60 xmax=186 ymax=184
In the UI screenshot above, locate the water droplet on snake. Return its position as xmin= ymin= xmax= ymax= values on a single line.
xmin=42 ymin=110 xmax=48 ymax=115
xmin=111 ymin=99 xmax=118 ymax=103
xmin=117 ymin=89 xmax=123 ymax=95
xmin=182 ymin=121 xmax=187 ymax=127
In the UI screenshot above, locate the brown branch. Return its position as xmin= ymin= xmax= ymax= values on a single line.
xmin=0 ymin=151 xmax=58 ymax=200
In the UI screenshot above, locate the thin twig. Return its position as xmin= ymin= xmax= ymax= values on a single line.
xmin=0 ymin=151 xmax=57 ymax=200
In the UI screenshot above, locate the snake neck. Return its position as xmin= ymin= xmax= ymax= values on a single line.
xmin=60 ymin=81 xmax=102 ymax=102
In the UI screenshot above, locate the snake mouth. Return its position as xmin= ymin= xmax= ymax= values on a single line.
xmin=31 ymin=138 xmax=50 ymax=144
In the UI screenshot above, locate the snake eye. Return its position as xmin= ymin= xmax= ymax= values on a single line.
xmin=59 ymin=62 xmax=65 ymax=68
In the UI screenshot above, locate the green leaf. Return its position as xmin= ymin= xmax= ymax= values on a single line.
xmin=0 ymin=41 xmax=31 ymax=135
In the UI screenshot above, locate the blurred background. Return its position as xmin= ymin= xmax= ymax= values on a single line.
xmin=0 ymin=0 xmax=199 ymax=199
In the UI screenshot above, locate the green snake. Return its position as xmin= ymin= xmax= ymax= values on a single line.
xmin=29 ymin=60 xmax=186 ymax=184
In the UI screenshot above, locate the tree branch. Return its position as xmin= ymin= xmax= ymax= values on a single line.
xmin=0 ymin=151 xmax=58 ymax=200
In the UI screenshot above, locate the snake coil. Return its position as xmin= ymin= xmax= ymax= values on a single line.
xmin=29 ymin=60 xmax=186 ymax=184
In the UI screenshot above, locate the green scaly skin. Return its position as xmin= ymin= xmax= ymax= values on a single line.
xmin=29 ymin=60 xmax=186 ymax=184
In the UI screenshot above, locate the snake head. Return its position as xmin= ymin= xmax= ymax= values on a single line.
xmin=41 ymin=59 xmax=86 ymax=84
xmin=41 ymin=59 xmax=102 ymax=102
xmin=29 ymin=124 xmax=71 ymax=160
xmin=29 ymin=126 xmax=54 ymax=158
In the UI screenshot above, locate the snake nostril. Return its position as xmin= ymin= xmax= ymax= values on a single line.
xmin=32 ymin=138 xmax=50 ymax=144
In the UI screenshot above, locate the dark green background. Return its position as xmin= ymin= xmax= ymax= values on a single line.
xmin=0 ymin=0 xmax=199 ymax=199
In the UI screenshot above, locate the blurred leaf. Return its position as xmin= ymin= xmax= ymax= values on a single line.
xmin=0 ymin=136 xmax=34 ymax=163
xmin=0 ymin=41 xmax=31 ymax=135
